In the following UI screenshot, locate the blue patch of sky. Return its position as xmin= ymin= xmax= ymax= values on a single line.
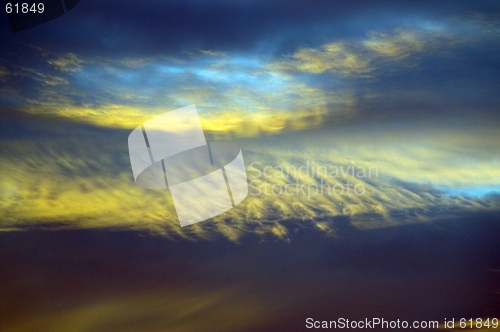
xmin=443 ymin=185 xmax=500 ymax=198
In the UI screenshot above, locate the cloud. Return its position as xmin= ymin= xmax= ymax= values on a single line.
xmin=0 ymin=113 xmax=498 ymax=240
xmin=10 ymin=51 xmax=355 ymax=135
xmin=2 ymin=18 xmax=498 ymax=132
xmin=0 ymin=286 xmax=275 ymax=332
xmin=464 ymin=12 xmax=500 ymax=36
xmin=363 ymin=30 xmax=429 ymax=58
xmin=18 ymin=103 xmax=342 ymax=138
xmin=189 ymin=50 xmax=227 ymax=58
xmin=0 ymin=65 xmax=11 ymax=82
xmin=47 ymin=53 xmax=85 ymax=72
xmin=270 ymin=42 xmax=370 ymax=76
xmin=269 ymin=28 xmax=455 ymax=77
xmin=18 ymin=68 xmax=69 ymax=86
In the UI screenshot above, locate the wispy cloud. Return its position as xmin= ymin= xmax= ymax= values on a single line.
xmin=9 ymin=50 xmax=355 ymax=135
xmin=269 ymin=28 xmax=456 ymax=77
xmin=1 ymin=115 xmax=498 ymax=240
xmin=47 ymin=53 xmax=85 ymax=72
xmin=269 ymin=42 xmax=370 ymax=76
xmin=0 ymin=285 xmax=275 ymax=332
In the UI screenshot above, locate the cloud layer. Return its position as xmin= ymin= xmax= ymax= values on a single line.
xmin=1 ymin=1 xmax=500 ymax=240
xmin=1 ymin=112 xmax=498 ymax=241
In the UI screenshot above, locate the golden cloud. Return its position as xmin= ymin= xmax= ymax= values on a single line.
xmin=0 ymin=286 xmax=275 ymax=332
xmin=21 ymin=69 xmax=355 ymax=137
xmin=20 ymin=67 xmax=69 ymax=86
xmin=270 ymin=28 xmax=455 ymax=76
xmin=20 ymin=103 xmax=338 ymax=139
xmin=273 ymin=42 xmax=370 ymax=75
xmin=363 ymin=30 xmax=428 ymax=58
xmin=1 ymin=117 xmax=498 ymax=240
xmin=47 ymin=53 xmax=85 ymax=72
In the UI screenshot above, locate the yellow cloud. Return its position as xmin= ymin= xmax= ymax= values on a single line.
xmin=363 ymin=30 xmax=427 ymax=58
xmin=20 ymin=104 xmax=336 ymax=139
xmin=21 ymin=67 xmax=69 ymax=86
xmin=0 ymin=286 xmax=275 ymax=332
xmin=47 ymin=53 xmax=85 ymax=72
xmin=270 ymin=42 xmax=370 ymax=75
xmin=1 ymin=118 xmax=498 ymax=239
xmin=21 ymin=70 xmax=355 ymax=137
xmin=270 ymin=28 xmax=454 ymax=76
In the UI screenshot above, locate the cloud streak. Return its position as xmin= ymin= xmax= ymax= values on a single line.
xmin=269 ymin=27 xmax=457 ymax=77
xmin=1 ymin=113 xmax=498 ymax=241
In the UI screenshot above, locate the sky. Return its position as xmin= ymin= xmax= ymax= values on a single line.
xmin=1 ymin=0 xmax=500 ymax=239
xmin=0 ymin=1 xmax=500 ymax=330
